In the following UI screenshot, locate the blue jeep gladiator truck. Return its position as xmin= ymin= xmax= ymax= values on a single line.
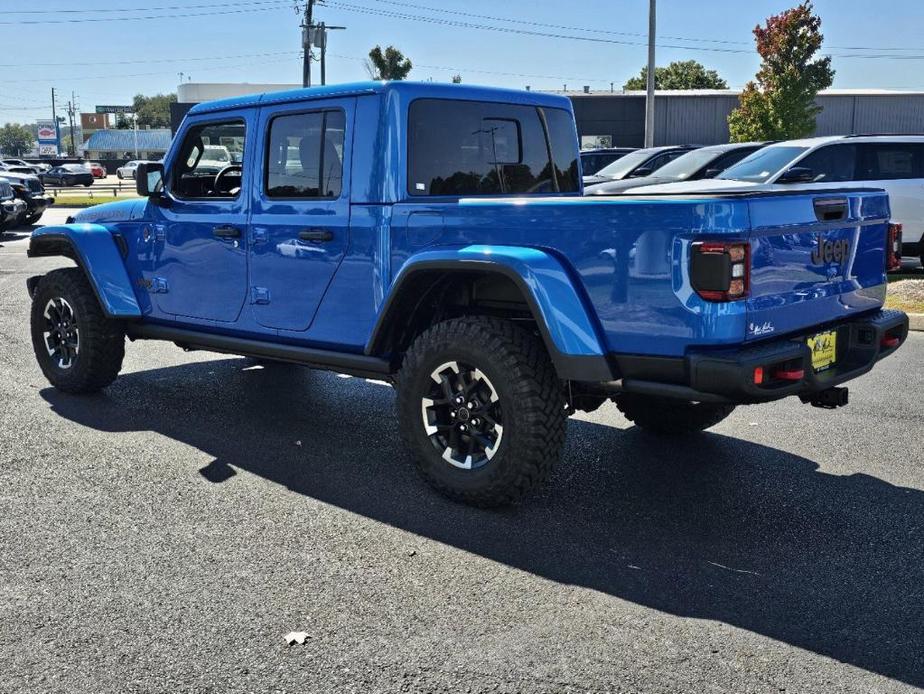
xmin=27 ymin=82 xmax=908 ymax=506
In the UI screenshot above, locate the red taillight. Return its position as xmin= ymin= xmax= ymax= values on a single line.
xmin=772 ymin=367 xmax=805 ymax=381
xmin=691 ymin=241 xmax=750 ymax=302
xmin=887 ymin=223 xmax=902 ymax=272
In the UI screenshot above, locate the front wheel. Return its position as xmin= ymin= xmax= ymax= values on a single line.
xmin=614 ymin=393 xmax=735 ymax=435
xmin=396 ymin=316 xmax=567 ymax=507
xmin=117 ymin=172 xmax=123 ymax=180
xmin=24 ymin=213 xmax=43 ymax=226
xmin=30 ymin=268 xmax=125 ymax=394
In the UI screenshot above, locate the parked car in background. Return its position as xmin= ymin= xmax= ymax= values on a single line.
xmin=582 ymin=144 xmax=701 ymax=186
xmin=585 ymin=142 xmax=770 ymax=195
xmin=629 ymin=135 xmax=924 ymax=267
xmin=1 ymin=159 xmax=46 ymax=175
xmin=0 ymin=162 xmax=39 ymax=176
xmin=580 ymin=147 xmax=637 ymax=176
xmin=0 ymin=179 xmax=28 ymax=232
xmin=86 ymin=162 xmax=106 ymax=178
xmin=116 ymin=160 xmax=142 ymax=179
xmin=39 ymin=164 xmax=94 ymax=187
xmin=0 ymin=171 xmax=54 ymax=225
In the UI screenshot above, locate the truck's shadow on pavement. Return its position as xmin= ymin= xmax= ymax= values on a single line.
xmin=41 ymin=358 xmax=924 ymax=688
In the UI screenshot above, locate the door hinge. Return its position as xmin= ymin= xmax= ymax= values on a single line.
xmin=251 ymin=287 xmax=271 ymax=305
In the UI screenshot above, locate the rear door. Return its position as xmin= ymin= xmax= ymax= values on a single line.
xmin=854 ymin=141 xmax=924 ymax=251
xmin=248 ymin=98 xmax=353 ymax=332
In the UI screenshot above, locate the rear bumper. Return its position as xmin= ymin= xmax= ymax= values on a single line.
xmin=609 ymin=309 xmax=909 ymax=404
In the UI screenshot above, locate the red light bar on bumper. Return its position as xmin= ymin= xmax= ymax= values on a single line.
xmin=690 ymin=241 xmax=750 ymax=302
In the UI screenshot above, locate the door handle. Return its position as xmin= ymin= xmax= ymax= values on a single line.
xmin=213 ymin=225 xmax=241 ymax=238
xmin=298 ymin=228 xmax=334 ymax=242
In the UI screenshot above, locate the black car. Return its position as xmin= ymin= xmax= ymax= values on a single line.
xmin=40 ymin=164 xmax=94 ymax=187
xmin=585 ymin=142 xmax=770 ymax=195
xmin=0 ymin=179 xmax=28 ymax=232
xmin=0 ymin=171 xmax=54 ymax=225
xmin=580 ymin=147 xmax=638 ymax=176
xmin=582 ymin=145 xmax=701 ymax=186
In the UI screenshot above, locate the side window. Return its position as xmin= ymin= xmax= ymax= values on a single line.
xmin=171 ymin=120 xmax=245 ymax=198
xmin=708 ymin=148 xmax=756 ymax=176
xmin=857 ymin=143 xmax=924 ymax=181
xmin=407 ymin=99 xmax=578 ymax=196
xmin=265 ymin=109 xmax=345 ymax=198
xmin=796 ymin=144 xmax=857 ymax=183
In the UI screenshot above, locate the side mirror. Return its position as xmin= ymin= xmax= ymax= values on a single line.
xmin=777 ymin=166 xmax=815 ymax=184
xmin=136 ymin=162 xmax=165 ymax=197
xmin=702 ymin=167 xmax=722 ymax=179
xmin=629 ymin=167 xmax=653 ymax=178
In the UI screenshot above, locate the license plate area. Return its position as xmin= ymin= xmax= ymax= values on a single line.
xmin=807 ymin=330 xmax=837 ymax=372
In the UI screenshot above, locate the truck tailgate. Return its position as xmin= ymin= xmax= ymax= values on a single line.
xmin=745 ymin=190 xmax=890 ymax=342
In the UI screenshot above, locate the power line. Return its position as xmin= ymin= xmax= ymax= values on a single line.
xmin=4 ymin=0 xmax=289 ymax=13
xmin=0 ymin=1 xmax=292 ymax=25
xmin=324 ymin=1 xmax=924 ymax=61
xmin=0 ymin=50 xmax=300 ymax=69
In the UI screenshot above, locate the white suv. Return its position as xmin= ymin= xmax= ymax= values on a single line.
xmin=626 ymin=135 xmax=924 ymax=266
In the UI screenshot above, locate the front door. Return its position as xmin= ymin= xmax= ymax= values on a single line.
xmin=248 ymin=98 xmax=353 ymax=332
xmin=151 ymin=113 xmax=251 ymax=323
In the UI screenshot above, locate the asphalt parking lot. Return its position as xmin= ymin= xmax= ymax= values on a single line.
xmin=1 ymin=209 xmax=923 ymax=693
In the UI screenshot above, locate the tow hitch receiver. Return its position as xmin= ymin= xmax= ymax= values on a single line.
xmin=800 ymin=387 xmax=849 ymax=409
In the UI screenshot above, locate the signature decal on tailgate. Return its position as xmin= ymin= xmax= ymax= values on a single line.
xmin=749 ymin=321 xmax=775 ymax=337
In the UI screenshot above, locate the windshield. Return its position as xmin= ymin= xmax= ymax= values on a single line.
xmin=593 ymin=148 xmax=663 ymax=179
xmin=717 ymin=146 xmax=808 ymax=183
xmin=203 ymin=146 xmax=230 ymax=162
xmin=62 ymin=164 xmax=86 ymax=172
xmin=648 ymin=148 xmax=725 ymax=181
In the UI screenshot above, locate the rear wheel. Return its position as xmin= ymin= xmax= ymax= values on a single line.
xmin=396 ymin=316 xmax=567 ymax=507
xmin=30 ymin=268 xmax=125 ymax=394
xmin=614 ymin=393 xmax=735 ymax=435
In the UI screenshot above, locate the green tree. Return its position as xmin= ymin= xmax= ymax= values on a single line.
xmin=132 ymin=93 xmax=177 ymax=129
xmin=451 ymin=74 xmax=462 ymax=84
xmin=728 ymin=2 xmax=834 ymax=141
xmin=364 ymin=45 xmax=412 ymax=80
xmin=623 ymin=60 xmax=728 ymax=90
xmin=0 ymin=123 xmax=35 ymax=156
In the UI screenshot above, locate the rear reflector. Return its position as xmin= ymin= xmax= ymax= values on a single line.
xmin=690 ymin=241 xmax=751 ymax=302
xmin=881 ymin=335 xmax=900 ymax=349
xmin=772 ymin=368 xmax=805 ymax=381
xmin=887 ymin=223 xmax=903 ymax=272
xmin=753 ymin=366 xmax=765 ymax=385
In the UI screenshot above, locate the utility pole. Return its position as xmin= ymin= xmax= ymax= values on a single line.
xmin=301 ymin=0 xmax=315 ymax=87
xmin=644 ymin=0 xmax=657 ymax=147
xmin=50 ymin=88 xmax=60 ymax=156
xmin=300 ymin=2 xmax=344 ymax=87
xmin=66 ymin=92 xmax=77 ymax=157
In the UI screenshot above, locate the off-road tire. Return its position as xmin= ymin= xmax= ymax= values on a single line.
xmin=24 ymin=213 xmax=42 ymax=226
xmin=396 ymin=316 xmax=567 ymax=507
xmin=614 ymin=393 xmax=735 ymax=435
xmin=30 ymin=268 xmax=125 ymax=394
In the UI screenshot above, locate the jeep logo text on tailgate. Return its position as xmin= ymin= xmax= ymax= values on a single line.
xmin=811 ymin=235 xmax=850 ymax=265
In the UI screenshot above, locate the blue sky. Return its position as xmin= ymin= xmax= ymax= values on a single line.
xmin=2 ymin=0 xmax=924 ymax=125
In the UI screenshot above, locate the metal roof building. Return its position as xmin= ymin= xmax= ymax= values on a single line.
xmin=83 ymin=128 xmax=173 ymax=159
xmin=565 ymin=89 xmax=924 ymax=148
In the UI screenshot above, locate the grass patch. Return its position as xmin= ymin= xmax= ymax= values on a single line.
xmin=885 ymin=295 xmax=924 ymax=314
xmin=50 ymin=194 xmax=137 ymax=208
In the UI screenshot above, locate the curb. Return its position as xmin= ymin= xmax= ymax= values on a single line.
xmin=909 ymin=313 xmax=924 ymax=332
